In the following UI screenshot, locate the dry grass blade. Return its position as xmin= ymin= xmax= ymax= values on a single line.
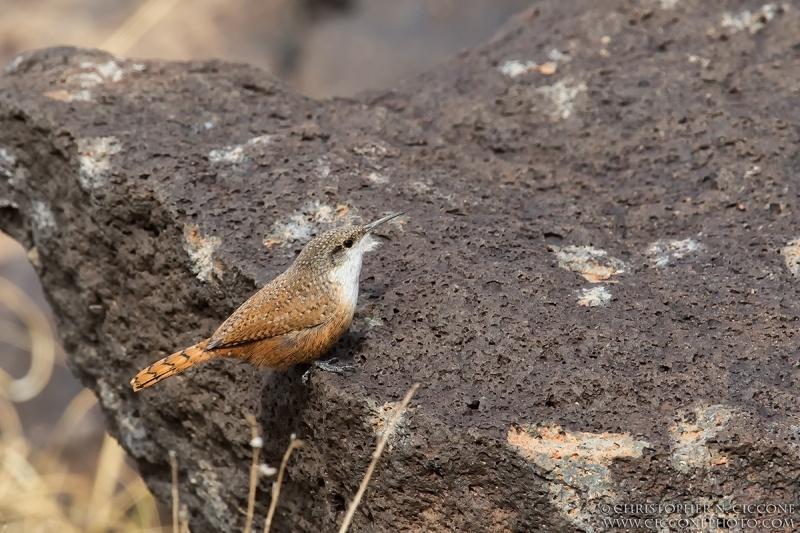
xmin=0 ymin=390 xmax=24 ymax=452
xmin=0 ymin=276 xmax=55 ymax=402
xmin=0 ymin=272 xmax=166 ymax=532
xmin=338 ymin=383 xmax=420 ymax=533
xmin=86 ymin=434 xmax=126 ymax=530
xmin=264 ymin=437 xmax=304 ymax=533
xmin=243 ymin=413 xmax=261 ymax=533
xmin=101 ymin=0 xmax=184 ymax=56
xmin=169 ymin=450 xmax=179 ymax=533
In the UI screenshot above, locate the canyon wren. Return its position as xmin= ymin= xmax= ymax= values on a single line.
xmin=130 ymin=211 xmax=404 ymax=392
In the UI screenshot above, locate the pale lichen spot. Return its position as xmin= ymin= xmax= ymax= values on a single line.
xmin=647 ymin=237 xmax=702 ymax=267
xmin=782 ymin=238 xmax=800 ymax=278
xmin=44 ymin=89 xmax=95 ymax=103
xmin=32 ymin=201 xmax=56 ymax=231
xmin=670 ymin=405 xmax=733 ymax=473
xmin=500 ymin=60 xmax=538 ymax=77
xmin=46 ymin=59 xmax=139 ymax=103
xmin=353 ymin=142 xmax=389 ymax=157
xmin=721 ymin=3 xmax=788 ymax=34
xmin=367 ymin=399 xmax=413 ymax=440
xmin=655 ymin=0 xmax=678 ymax=9
xmin=550 ymin=245 xmax=627 ymax=283
xmin=366 ymin=171 xmax=389 ymax=184
xmin=688 ymin=54 xmax=711 ymax=68
xmin=0 ymin=147 xmax=17 ymax=179
xmin=508 ymin=424 xmax=650 ymax=529
xmin=315 ymin=156 xmax=331 ymax=178
xmin=500 ymin=59 xmax=558 ymax=78
xmin=76 ymin=137 xmax=121 ymax=192
xmin=183 ymin=224 xmax=223 ymax=283
xmin=194 ymin=459 xmax=230 ymax=520
xmin=209 ymin=135 xmax=273 ymax=164
xmin=262 ymin=201 xmax=357 ymax=250
xmin=576 ymin=285 xmax=612 ymax=307
xmin=534 ymin=78 xmax=587 ymax=120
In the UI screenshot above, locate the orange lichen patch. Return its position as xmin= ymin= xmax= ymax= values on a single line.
xmin=44 ymin=89 xmax=93 ymax=102
xmin=507 ymin=425 xmax=645 ymax=466
xmin=538 ymin=61 xmax=558 ymax=75
xmin=709 ymin=451 xmax=728 ymax=466
xmin=549 ymin=245 xmax=627 ymax=283
xmin=508 ymin=424 xmax=650 ymax=529
xmin=183 ymin=224 xmax=223 ymax=283
xmin=670 ymin=405 xmax=733 ymax=473
xmin=263 ymin=237 xmax=282 ymax=250
xmin=368 ymin=400 xmax=414 ymax=437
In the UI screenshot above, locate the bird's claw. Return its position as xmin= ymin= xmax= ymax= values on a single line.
xmin=302 ymin=358 xmax=355 ymax=386
xmin=314 ymin=358 xmax=355 ymax=375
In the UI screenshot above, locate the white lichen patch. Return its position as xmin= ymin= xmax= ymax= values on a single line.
xmin=550 ymin=245 xmax=627 ymax=283
xmin=315 ymin=156 xmax=331 ymax=178
xmin=410 ymin=181 xmax=430 ymax=194
xmin=76 ymin=137 xmax=121 ymax=192
xmin=688 ymin=54 xmax=711 ymax=68
xmin=508 ymin=425 xmax=650 ymax=530
xmin=534 ymin=78 xmax=587 ymax=120
xmin=500 ymin=59 xmax=559 ymax=78
xmin=647 ymin=238 xmax=701 ymax=267
xmin=367 ymin=399 xmax=412 ymax=439
xmin=183 ymin=224 xmax=223 ymax=283
xmin=31 ymin=201 xmax=56 ymax=231
xmin=744 ymin=165 xmax=761 ymax=178
xmin=353 ymin=142 xmax=390 ymax=157
xmin=782 ymin=238 xmax=800 ymax=277
xmin=0 ymin=147 xmax=16 ymax=179
xmin=548 ymin=49 xmax=571 ymax=63
xmin=670 ymin=405 xmax=733 ymax=473
xmin=500 ymin=60 xmax=538 ymax=78
xmin=655 ymin=0 xmax=678 ymax=9
xmin=263 ymin=201 xmax=356 ymax=249
xmin=366 ymin=171 xmax=389 ymax=184
xmin=46 ymin=59 xmax=144 ymax=102
xmin=721 ymin=3 xmax=788 ymax=34
xmin=208 ymin=134 xmax=272 ymax=164
xmin=577 ymin=285 xmax=612 ymax=307
xmin=193 ymin=459 xmax=231 ymax=521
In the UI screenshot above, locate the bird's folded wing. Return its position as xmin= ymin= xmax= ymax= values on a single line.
xmin=206 ymin=274 xmax=338 ymax=350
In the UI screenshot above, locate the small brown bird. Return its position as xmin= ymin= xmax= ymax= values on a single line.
xmin=130 ymin=211 xmax=404 ymax=391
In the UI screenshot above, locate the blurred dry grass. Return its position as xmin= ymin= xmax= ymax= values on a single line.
xmin=0 ymin=0 xmax=532 ymax=97
xmin=0 ymin=234 xmax=168 ymax=532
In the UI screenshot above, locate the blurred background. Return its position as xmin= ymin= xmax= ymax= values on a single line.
xmin=0 ymin=0 xmax=533 ymax=98
xmin=0 ymin=0 xmax=532 ymax=529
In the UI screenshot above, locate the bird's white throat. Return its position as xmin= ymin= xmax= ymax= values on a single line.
xmin=328 ymin=234 xmax=379 ymax=310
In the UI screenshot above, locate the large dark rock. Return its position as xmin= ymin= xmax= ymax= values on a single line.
xmin=3 ymin=1 xmax=800 ymax=531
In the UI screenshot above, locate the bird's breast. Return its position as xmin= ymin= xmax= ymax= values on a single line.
xmin=328 ymin=256 xmax=363 ymax=313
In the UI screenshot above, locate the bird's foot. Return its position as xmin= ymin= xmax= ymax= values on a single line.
xmin=302 ymin=358 xmax=355 ymax=386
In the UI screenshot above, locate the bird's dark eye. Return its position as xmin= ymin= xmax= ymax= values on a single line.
xmin=343 ymin=239 xmax=354 ymax=248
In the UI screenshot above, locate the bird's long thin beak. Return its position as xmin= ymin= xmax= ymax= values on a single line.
xmin=364 ymin=211 xmax=405 ymax=232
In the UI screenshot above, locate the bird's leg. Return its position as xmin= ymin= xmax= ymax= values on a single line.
xmin=301 ymin=358 xmax=355 ymax=386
